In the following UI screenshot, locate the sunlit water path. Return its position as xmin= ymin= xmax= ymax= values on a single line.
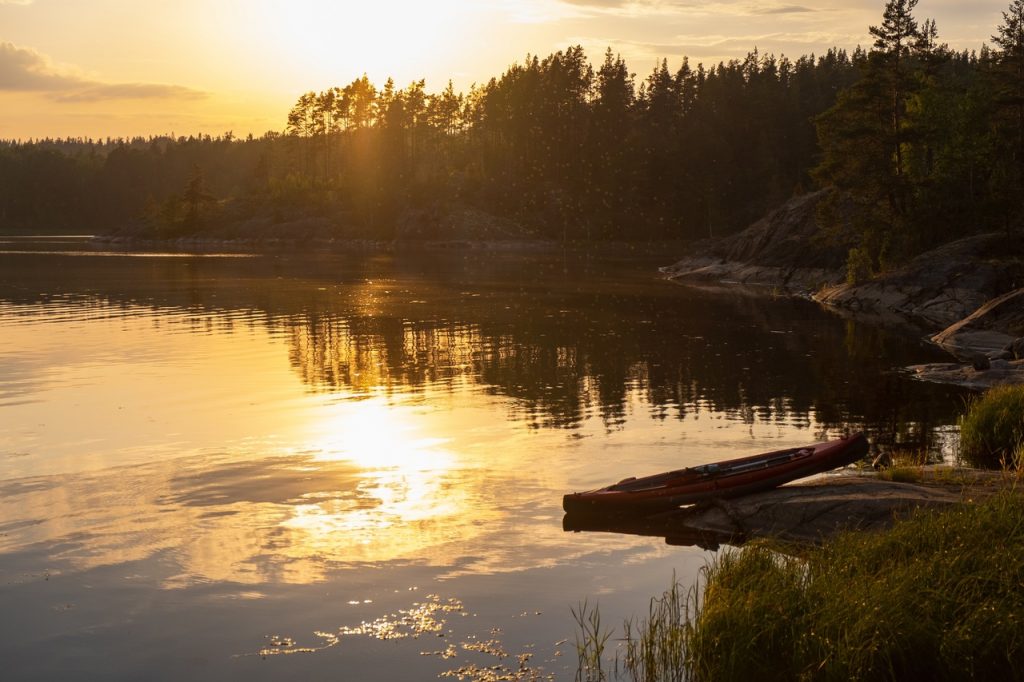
xmin=0 ymin=240 xmax=967 ymax=680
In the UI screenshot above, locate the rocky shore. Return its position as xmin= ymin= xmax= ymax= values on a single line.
xmin=662 ymin=192 xmax=1024 ymax=388
xmin=659 ymin=190 xmax=847 ymax=292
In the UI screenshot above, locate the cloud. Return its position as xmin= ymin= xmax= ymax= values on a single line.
xmin=752 ymin=4 xmax=814 ymax=14
xmin=557 ymin=0 xmax=821 ymax=16
xmin=0 ymin=42 xmax=206 ymax=101
xmin=55 ymin=83 xmax=207 ymax=103
xmin=0 ymin=42 xmax=86 ymax=91
xmin=559 ymin=0 xmax=634 ymax=6
xmin=567 ymin=27 xmax=864 ymax=67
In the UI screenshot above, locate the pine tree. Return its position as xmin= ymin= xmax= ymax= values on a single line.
xmin=869 ymin=0 xmax=921 ymax=179
xmin=992 ymin=0 xmax=1024 ymax=226
xmin=814 ymin=0 xmax=932 ymax=270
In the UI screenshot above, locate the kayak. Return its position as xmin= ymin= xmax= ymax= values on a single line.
xmin=562 ymin=432 xmax=869 ymax=514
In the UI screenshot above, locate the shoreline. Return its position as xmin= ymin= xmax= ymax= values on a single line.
xmin=10 ymin=227 xmax=1023 ymax=388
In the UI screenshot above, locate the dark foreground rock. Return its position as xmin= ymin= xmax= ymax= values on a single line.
xmin=565 ymin=473 xmax=1008 ymax=549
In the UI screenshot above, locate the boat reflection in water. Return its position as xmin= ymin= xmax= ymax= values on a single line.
xmin=563 ymin=510 xmax=741 ymax=551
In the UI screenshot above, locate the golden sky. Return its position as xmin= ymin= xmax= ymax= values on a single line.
xmin=0 ymin=0 xmax=1009 ymax=140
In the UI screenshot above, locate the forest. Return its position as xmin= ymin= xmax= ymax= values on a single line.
xmin=1 ymin=0 xmax=1022 ymax=271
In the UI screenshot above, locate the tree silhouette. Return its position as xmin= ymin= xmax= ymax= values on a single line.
xmin=993 ymin=0 xmax=1024 ymax=226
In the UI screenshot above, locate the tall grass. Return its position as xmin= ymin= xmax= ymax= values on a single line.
xmin=576 ymin=491 xmax=1024 ymax=680
xmin=684 ymin=490 xmax=1024 ymax=680
xmin=573 ymin=599 xmax=611 ymax=682
xmin=619 ymin=575 xmax=690 ymax=682
xmin=960 ymin=384 xmax=1024 ymax=468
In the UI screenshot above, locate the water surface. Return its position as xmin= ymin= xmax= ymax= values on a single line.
xmin=0 ymin=239 xmax=967 ymax=680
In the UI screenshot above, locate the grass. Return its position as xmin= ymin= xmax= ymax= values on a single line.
xmin=875 ymin=465 xmax=923 ymax=484
xmin=960 ymin=385 xmax=1024 ymax=469
xmin=573 ymin=599 xmax=611 ymax=682
xmin=576 ymin=490 xmax=1024 ymax=681
xmin=619 ymin=576 xmax=690 ymax=682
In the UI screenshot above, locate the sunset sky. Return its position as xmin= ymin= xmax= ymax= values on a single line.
xmin=0 ymin=0 xmax=1010 ymax=140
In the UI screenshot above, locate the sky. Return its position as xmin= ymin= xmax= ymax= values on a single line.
xmin=0 ymin=0 xmax=1012 ymax=140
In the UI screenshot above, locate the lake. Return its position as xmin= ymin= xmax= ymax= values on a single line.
xmin=0 ymin=238 xmax=968 ymax=680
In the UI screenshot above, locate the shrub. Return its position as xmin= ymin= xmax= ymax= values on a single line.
xmin=959 ymin=384 xmax=1024 ymax=468
xmin=845 ymin=246 xmax=873 ymax=285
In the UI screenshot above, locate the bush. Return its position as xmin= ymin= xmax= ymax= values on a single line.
xmin=959 ymin=384 xmax=1024 ymax=468
xmin=845 ymin=246 xmax=873 ymax=285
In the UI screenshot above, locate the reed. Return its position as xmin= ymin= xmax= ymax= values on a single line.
xmin=618 ymin=576 xmax=690 ymax=682
xmin=572 ymin=599 xmax=612 ymax=682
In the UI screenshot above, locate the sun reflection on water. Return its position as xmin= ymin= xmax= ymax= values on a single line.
xmin=277 ymin=396 xmax=485 ymax=563
xmin=307 ymin=397 xmax=454 ymax=472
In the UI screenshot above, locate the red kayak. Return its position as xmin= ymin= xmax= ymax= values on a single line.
xmin=562 ymin=433 xmax=869 ymax=514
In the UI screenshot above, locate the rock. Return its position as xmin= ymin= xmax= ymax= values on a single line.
xmin=1012 ymin=337 xmax=1024 ymax=360
xmin=932 ymin=288 xmax=1024 ymax=358
xmin=662 ymin=190 xmax=847 ymax=292
xmin=816 ymin=234 xmax=1024 ymax=329
xmin=907 ymin=358 xmax=1024 ymax=389
xmin=973 ymin=354 xmax=992 ymax=371
xmin=681 ymin=478 xmax=966 ymax=545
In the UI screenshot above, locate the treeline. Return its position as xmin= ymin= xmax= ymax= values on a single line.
xmin=0 ymin=133 xmax=275 ymax=234
xmin=0 ymin=48 xmax=860 ymax=240
xmin=2 ymin=0 xmax=1023 ymax=257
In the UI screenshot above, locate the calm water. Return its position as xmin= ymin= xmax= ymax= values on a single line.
xmin=0 ymin=239 xmax=967 ymax=680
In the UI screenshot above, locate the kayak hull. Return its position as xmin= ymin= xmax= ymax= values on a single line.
xmin=562 ymin=433 xmax=869 ymax=514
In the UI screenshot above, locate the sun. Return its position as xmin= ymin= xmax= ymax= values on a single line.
xmin=248 ymin=0 xmax=477 ymax=89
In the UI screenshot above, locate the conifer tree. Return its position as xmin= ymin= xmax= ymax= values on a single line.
xmin=993 ymin=0 xmax=1024 ymax=222
xmin=869 ymin=0 xmax=921 ymax=179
